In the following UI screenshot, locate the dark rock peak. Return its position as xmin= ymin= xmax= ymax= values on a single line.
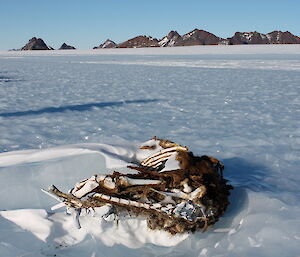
xmin=266 ymin=31 xmax=300 ymax=44
xmin=117 ymin=35 xmax=159 ymax=48
xmin=159 ymin=30 xmax=182 ymax=47
xmin=167 ymin=30 xmax=181 ymax=39
xmin=93 ymin=39 xmax=117 ymax=49
xmin=227 ymin=30 xmax=300 ymax=45
xmin=181 ymin=29 xmax=223 ymax=45
xmin=228 ymin=31 xmax=269 ymax=45
xmin=21 ymin=37 xmax=51 ymax=50
xmin=59 ymin=43 xmax=76 ymax=50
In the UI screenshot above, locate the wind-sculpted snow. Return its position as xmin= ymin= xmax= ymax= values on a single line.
xmin=0 ymin=46 xmax=300 ymax=256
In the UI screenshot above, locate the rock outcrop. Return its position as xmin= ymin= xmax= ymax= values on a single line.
xmin=181 ymin=29 xmax=224 ymax=46
xmin=93 ymin=39 xmax=117 ymax=49
xmin=226 ymin=31 xmax=300 ymax=45
xmin=59 ymin=43 xmax=76 ymax=50
xmin=21 ymin=37 xmax=51 ymax=50
xmin=117 ymin=30 xmax=300 ymax=48
xmin=228 ymin=32 xmax=271 ymax=44
xmin=159 ymin=31 xmax=183 ymax=47
xmin=117 ymin=36 xmax=159 ymax=48
xmin=266 ymin=31 xmax=300 ymax=44
xmin=20 ymin=30 xmax=300 ymax=51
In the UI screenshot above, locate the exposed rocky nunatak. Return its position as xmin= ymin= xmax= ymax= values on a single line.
xmin=159 ymin=30 xmax=183 ymax=47
xmin=226 ymin=31 xmax=300 ymax=45
xmin=93 ymin=39 xmax=117 ymax=49
xmin=227 ymin=32 xmax=270 ymax=45
xmin=180 ymin=29 xmax=224 ymax=46
xmin=21 ymin=37 xmax=51 ymax=50
xmin=266 ymin=31 xmax=300 ymax=44
xmin=117 ymin=36 xmax=160 ymax=48
xmin=59 ymin=43 xmax=76 ymax=50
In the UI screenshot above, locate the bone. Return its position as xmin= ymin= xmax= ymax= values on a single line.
xmin=97 ymin=194 xmax=110 ymax=200
xmin=50 ymin=202 xmax=66 ymax=211
xmin=72 ymin=178 xmax=99 ymax=198
xmin=125 ymin=177 xmax=161 ymax=186
xmin=141 ymin=146 xmax=182 ymax=164
xmin=142 ymin=152 xmax=174 ymax=166
xmin=103 ymin=177 xmax=116 ymax=189
xmin=141 ymin=147 xmax=180 ymax=166
xmin=110 ymin=197 xmax=120 ymax=203
xmin=120 ymin=199 xmax=130 ymax=205
xmin=95 ymin=175 xmax=106 ymax=182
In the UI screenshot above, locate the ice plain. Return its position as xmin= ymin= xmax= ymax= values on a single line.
xmin=0 ymin=45 xmax=300 ymax=257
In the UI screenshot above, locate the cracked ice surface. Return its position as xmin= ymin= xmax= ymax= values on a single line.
xmin=0 ymin=45 xmax=300 ymax=256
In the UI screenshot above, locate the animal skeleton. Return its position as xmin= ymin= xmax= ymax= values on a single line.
xmin=44 ymin=137 xmax=232 ymax=234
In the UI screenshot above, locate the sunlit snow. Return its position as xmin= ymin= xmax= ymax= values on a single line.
xmin=0 ymin=45 xmax=299 ymax=257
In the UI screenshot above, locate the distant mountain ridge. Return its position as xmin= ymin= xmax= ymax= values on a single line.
xmin=18 ymin=30 xmax=300 ymax=50
xmin=95 ymin=30 xmax=300 ymax=49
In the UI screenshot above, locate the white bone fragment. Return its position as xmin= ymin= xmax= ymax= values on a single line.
xmin=72 ymin=179 xmax=99 ymax=198
xmin=129 ymin=200 xmax=140 ymax=207
xmin=51 ymin=202 xmax=66 ymax=211
xmin=141 ymin=149 xmax=178 ymax=166
xmin=141 ymin=203 xmax=150 ymax=209
xmin=126 ymin=178 xmax=161 ymax=185
xmin=120 ymin=199 xmax=130 ymax=205
xmin=140 ymin=146 xmax=179 ymax=165
xmin=103 ymin=177 xmax=116 ymax=189
xmin=143 ymin=152 xmax=174 ymax=166
xmin=110 ymin=197 xmax=119 ymax=203
xmin=96 ymin=175 xmax=106 ymax=182
xmin=152 ymin=203 xmax=162 ymax=209
xmin=183 ymin=183 xmax=192 ymax=193
xmin=190 ymin=187 xmax=205 ymax=200
xmin=41 ymin=188 xmax=62 ymax=203
xmin=99 ymin=194 xmax=110 ymax=200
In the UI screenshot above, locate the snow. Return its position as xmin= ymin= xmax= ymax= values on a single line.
xmin=158 ymin=36 xmax=169 ymax=47
xmin=0 ymin=45 xmax=300 ymax=256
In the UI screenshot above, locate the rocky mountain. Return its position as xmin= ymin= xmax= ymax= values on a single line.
xmin=59 ymin=43 xmax=76 ymax=50
xmin=18 ymin=30 xmax=300 ymax=51
xmin=93 ymin=39 xmax=116 ymax=49
xmin=159 ymin=31 xmax=183 ymax=47
xmin=118 ymin=30 xmax=300 ymax=48
xmin=226 ymin=31 xmax=300 ymax=45
xmin=180 ymin=29 xmax=224 ymax=46
xmin=159 ymin=29 xmax=224 ymax=47
xmin=117 ymin=36 xmax=159 ymax=48
xmin=266 ymin=31 xmax=300 ymax=44
xmin=21 ymin=37 xmax=51 ymax=50
xmin=227 ymin=32 xmax=269 ymax=45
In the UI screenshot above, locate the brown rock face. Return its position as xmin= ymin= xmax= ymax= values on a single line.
xmin=266 ymin=31 xmax=300 ymax=44
xmin=159 ymin=31 xmax=183 ymax=47
xmin=227 ymin=31 xmax=300 ymax=45
xmin=181 ymin=29 xmax=223 ymax=46
xmin=59 ymin=43 xmax=76 ymax=50
xmin=21 ymin=37 xmax=51 ymax=50
xmin=93 ymin=39 xmax=117 ymax=49
xmin=117 ymin=36 xmax=159 ymax=48
xmin=228 ymin=32 xmax=269 ymax=45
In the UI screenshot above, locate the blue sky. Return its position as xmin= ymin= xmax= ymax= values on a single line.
xmin=1 ymin=0 xmax=300 ymax=50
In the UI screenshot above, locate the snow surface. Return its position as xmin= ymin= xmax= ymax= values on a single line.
xmin=0 ymin=45 xmax=300 ymax=257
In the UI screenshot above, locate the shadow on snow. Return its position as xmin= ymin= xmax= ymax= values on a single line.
xmin=0 ymin=99 xmax=160 ymax=117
